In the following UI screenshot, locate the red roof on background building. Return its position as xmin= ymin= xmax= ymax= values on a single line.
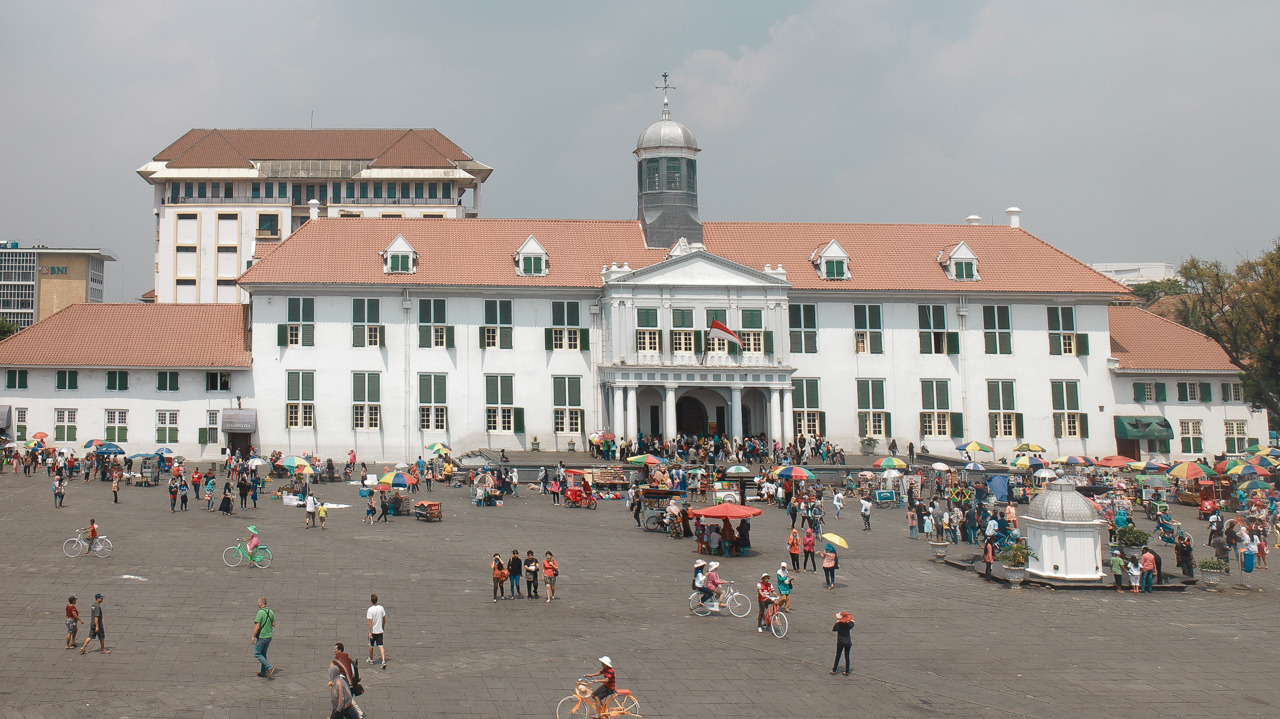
xmin=1108 ymin=305 xmax=1238 ymax=372
xmin=155 ymin=129 xmax=473 ymax=169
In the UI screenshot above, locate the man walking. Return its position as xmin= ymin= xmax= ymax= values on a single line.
xmin=859 ymin=496 xmax=872 ymax=531
xmin=366 ymin=593 xmax=387 ymax=669
xmin=305 ymin=492 xmax=319 ymax=528
xmin=332 ymin=643 xmax=364 ymax=718
xmin=252 ymin=596 xmax=276 ymax=679
xmin=79 ymin=593 xmax=109 ymax=654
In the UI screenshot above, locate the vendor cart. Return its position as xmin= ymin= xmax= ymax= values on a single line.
xmin=873 ymin=488 xmax=897 ymax=509
xmin=563 ymin=480 xmax=598 ymax=510
xmin=414 ymin=500 xmax=442 ymax=522
xmin=639 ymin=488 xmax=687 ymax=531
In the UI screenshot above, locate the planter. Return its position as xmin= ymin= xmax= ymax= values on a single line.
xmin=1003 ymin=564 xmax=1027 ymax=587
xmin=928 ymin=541 xmax=950 ymax=562
xmin=1200 ymin=568 xmax=1223 ymax=590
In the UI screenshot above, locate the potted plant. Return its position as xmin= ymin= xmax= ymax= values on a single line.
xmin=996 ymin=543 xmax=1038 ymax=588
xmin=1115 ymin=526 xmax=1150 ymax=553
xmin=859 ymin=436 xmax=879 ymax=455
xmin=1197 ymin=557 xmax=1229 ymax=589
xmin=927 ymin=540 xmax=950 ymax=562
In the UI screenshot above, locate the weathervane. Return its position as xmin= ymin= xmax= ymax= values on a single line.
xmin=656 ymin=72 xmax=675 ymax=120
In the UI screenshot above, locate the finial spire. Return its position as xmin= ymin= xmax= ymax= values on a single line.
xmin=655 ymin=72 xmax=675 ymax=120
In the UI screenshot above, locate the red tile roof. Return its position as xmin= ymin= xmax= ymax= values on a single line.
xmin=156 ymin=129 xmax=472 ymax=169
xmin=0 ymin=304 xmax=251 ymax=368
xmin=239 ymin=218 xmax=1128 ymax=294
xmin=1108 ymin=305 xmax=1237 ymax=372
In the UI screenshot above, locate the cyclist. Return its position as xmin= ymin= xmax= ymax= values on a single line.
xmin=582 ymin=656 xmax=616 ymax=712
xmin=81 ymin=519 xmax=100 ymax=552
xmin=756 ymin=573 xmax=778 ymax=632
xmin=692 ymin=559 xmax=712 ymax=605
xmin=246 ymin=525 xmax=261 ymax=556
xmin=704 ymin=561 xmax=726 ymax=610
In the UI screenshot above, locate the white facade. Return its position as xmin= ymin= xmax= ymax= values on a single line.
xmin=1090 ymin=262 xmax=1179 ymax=286
xmin=1110 ymin=370 xmax=1266 ymax=461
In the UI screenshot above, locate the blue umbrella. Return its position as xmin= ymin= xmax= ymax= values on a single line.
xmin=963 ymin=462 xmax=986 ymax=471
xmin=155 ymin=448 xmax=173 ymax=455
xmin=95 ymin=443 xmax=125 ymax=456
xmin=127 ymin=453 xmax=154 ymax=459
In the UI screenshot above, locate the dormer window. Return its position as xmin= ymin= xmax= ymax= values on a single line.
xmin=943 ymin=241 xmax=979 ymax=281
xmin=953 ymin=260 xmax=974 ymax=280
xmin=515 ymin=235 xmax=549 ymax=277
xmin=381 ymin=234 xmax=417 ymax=274
xmin=812 ymin=239 xmax=850 ymax=280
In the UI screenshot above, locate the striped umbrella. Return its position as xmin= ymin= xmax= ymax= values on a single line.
xmin=378 ymin=471 xmax=412 ymax=488
xmin=1249 ymin=455 xmax=1280 ymax=468
xmin=1012 ymin=456 xmax=1048 ymax=470
xmin=873 ymin=457 xmax=907 ymax=469
xmin=1052 ymin=456 xmax=1094 ymax=466
xmin=1095 ymin=455 xmax=1137 ymax=468
xmin=955 ymin=441 xmax=994 ymax=453
xmin=1237 ymin=478 xmax=1273 ymax=491
xmin=771 ymin=466 xmax=816 ymax=480
xmin=424 ymin=442 xmax=451 ymax=455
xmin=1013 ymin=443 xmax=1046 ymax=453
xmin=278 ymin=455 xmax=310 ymax=470
xmin=1127 ymin=460 xmax=1170 ymax=473
xmin=1167 ymin=462 xmax=1214 ymax=480
xmin=1215 ymin=459 xmax=1248 ymax=474
xmin=1227 ymin=464 xmax=1270 ymax=477
xmin=724 ymin=465 xmax=754 ymax=475
xmin=963 ymin=462 xmax=986 ymax=471
xmin=626 ymin=454 xmax=667 ymax=466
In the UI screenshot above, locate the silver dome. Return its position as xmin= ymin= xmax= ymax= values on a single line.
xmin=1023 ymin=480 xmax=1102 ymax=523
xmin=636 ymin=119 xmax=698 ymax=152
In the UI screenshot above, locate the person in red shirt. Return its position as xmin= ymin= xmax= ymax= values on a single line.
xmin=65 ymin=596 xmax=82 ymax=649
xmin=756 ymin=573 xmax=777 ymax=632
xmin=584 ymin=656 xmax=616 ymax=707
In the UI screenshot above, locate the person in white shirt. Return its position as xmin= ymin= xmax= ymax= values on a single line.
xmin=859 ymin=497 xmax=873 ymax=531
xmin=304 ymin=493 xmax=319 ymax=528
xmin=366 ymin=593 xmax=388 ymax=668
xmin=832 ymin=492 xmax=845 ymax=520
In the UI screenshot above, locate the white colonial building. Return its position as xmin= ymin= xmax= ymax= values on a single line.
xmin=0 ymin=102 xmax=1268 ymax=462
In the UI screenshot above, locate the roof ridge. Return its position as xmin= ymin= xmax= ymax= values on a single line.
xmin=166 ymin=129 xmax=216 ymax=164
xmin=1111 ymin=304 xmax=1218 ymax=344
xmin=210 ymin=129 xmax=255 ymax=166
xmin=1012 ymin=227 xmax=1130 ymax=293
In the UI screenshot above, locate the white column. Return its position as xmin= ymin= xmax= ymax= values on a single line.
xmin=782 ymin=387 xmax=795 ymax=446
xmin=664 ymin=386 xmax=677 ymax=440
xmin=626 ymin=386 xmax=639 ymax=445
xmin=472 ymin=181 xmax=482 ymax=215
xmin=768 ymin=387 xmax=781 ymax=445
xmin=612 ymin=386 xmax=624 ymax=439
xmin=730 ymin=386 xmax=743 ymax=441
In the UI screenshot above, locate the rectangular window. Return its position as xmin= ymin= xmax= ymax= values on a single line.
xmin=1051 ymin=380 xmax=1087 ymax=438
xmin=279 ymin=297 xmax=315 ymax=347
xmin=156 ymin=371 xmax=178 ymax=392
xmin=206 ymin=371 xmax=231 ymax=392
xmin=672 ymin=308 xmax=694 ymax=328
xmin=1224 ymin=420 xmax=1248 ymax=454
xmin=789 ymin=304 xmax=817 ymax=354
xmin=373 ymin=182 xmax=383 ymax=199
xmin=389 ymin=254 xmax=411 ymax=272
xmin=155 ymin=410 xmax=178 ymax=444
xmin=522 ymin=256 xmax=543 ymax=275
xmin=197 ymin=182 xmax=207 ymax=199
xmin=740 ymin=330 xmax=764 ymax=354
xmin=982 ymin=305 xmax=1012 ymax=354
xmin=824 ymin=259 xmax=845 ymax=279
xmin=987 ymin=380 xmax=1020 ymax=438
xmin=553 ymin=376 xmax=583 ymax=434
xmin=549 ymin=301 xmax=581 ymax=351
xmin=645 ymin=159 xmax=660 ymax=191
xmin=442 ymin=182 xmax=451 ymax=199
xmin=918 ymin=305 xmax=957 ymax=355
xmin=954 ymin=261 xmax=975 ymax=280
xmin=1221 ymin=382 xmax=1243 ymax=402
xmin=201 ymin=410 xmax=219 ymax=445
xmin=56 ymin=370 xmax=79 ymax=391
xmin=1180 ymin=419 xmax=1204 ymax=454
xmin=919 ymin=379 xmax=951 ymax=437
xmin=665 ymin=158 xmax=682 ymax=190
xmin=286 ymin=371 xmax=315 ymax=428
xmin=417 ymin=299 xmax=454 ymax=348
xmin=740 ymin=309 xmax=762 ymax=329
xmin=346 ymin=182 xmax=355 ymax=199
xmin=106 ymin=370 xmax=129 ymax=392
xmin=485 ymin=375 xmax=521 ymax=433
xmin=482 ymin=299 xmax=513 ymax=349
xmin=54 ymin=408 xmax=78 ymax=442
xmin=853 ymin=304 xmax=883 ymax=354
xmin=856 ymin=378 xmax=890 ymax=438
xmin=791 ymin=378 xmax=824 ymax=438
xmin=705 ymin=309 xmax=728 ymax=353
xmin=5 ymin=369 xmax=27 ymax=390
xmin=636 ymin=308 xmax=660 ymax=352
xmin=1132 ymin=381 xmax=1167 ymax=403
xmin=671 ymin=330 xmax=695 ymax=353
xmin=14 ymin=407 xmax=26 ymax=440
xmin=637 ymin=308 xmax=658 ymax=327
xmin=104 ymin=409 xmax=128 ymax=443
xmin=352 ymin=372 xmax=381 ymax=429
xmin=352 ymin=298 xmax=384 ymax=348
xmin=1176 ymin=381 xmax=1213 ymax=403
xmin=1047 ymin=307 xmax=1089 ymax=356
xmin=418 ymin=374 xmax=448 ymax=431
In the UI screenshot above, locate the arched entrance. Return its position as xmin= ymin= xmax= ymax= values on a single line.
xmin=676 ymin=396 xmax=708 ymax=436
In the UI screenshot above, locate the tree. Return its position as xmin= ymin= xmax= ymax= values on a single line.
xmin=1130 ymin=278 xmax=1186 ymax=305
xmin=1180 ymin=242 xmax=1280 ymax=416
xmin=0 ymin=319 xmax=16 ymax=341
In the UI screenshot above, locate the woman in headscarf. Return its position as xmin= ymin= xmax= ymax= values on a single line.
xmin=819 ymin=542 xmax=839 ymax=589
xmin=787 ymin=529 xmax=801 ymax=571
xmin=831 ymin=611 xmax=855 ymax=675
xmin=802 ymin=528 xmax=817 ymax=572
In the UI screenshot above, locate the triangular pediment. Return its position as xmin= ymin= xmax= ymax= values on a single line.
xmin=516 ymin=235 xmax=546 ymax=256
xmin=610 ymin=250 xmax=789 ymax=287
xmin=383 ymin=234 xmax=414 ymax=255
xmin=948 ymin=241 xmax=977 ymax=261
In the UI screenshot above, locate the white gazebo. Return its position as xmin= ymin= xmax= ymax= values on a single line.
xmin=1021 ymin=480 xmax=1107 ymax=580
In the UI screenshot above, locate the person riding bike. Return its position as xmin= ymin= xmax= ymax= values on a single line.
xmin=246 ymin=525 xmax=261 ymax=554
xmin=692 ymin=559 xmax=713 ymax=605
xmin=756 ymin=573 xmax=778 ymax=632
xmin=582 ymin=656 xmax=616 ymax=710
xmin=704 ymin=561 xmax=726 ymax=609
xmin=80 ymin=519 xmax=100 ymax=550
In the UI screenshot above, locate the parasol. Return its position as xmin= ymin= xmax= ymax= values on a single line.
xmin=690 ymin=503 xmax=763 ymax=520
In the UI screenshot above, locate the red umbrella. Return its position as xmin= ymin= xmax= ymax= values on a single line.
xmin=690 ymin=503 xmax=763 ymax=520
xmin=599 ymin=433 xmax=616 ymax=441
xmin=1095 ymin=455 xmax=1136 ymax=468
xmin=564 ymin=469 xmax=585 ymax=476
xmin=32 ymin=431 xmax=49 ymax=440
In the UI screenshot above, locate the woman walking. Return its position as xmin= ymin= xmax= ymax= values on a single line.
xmin=549 ymin=478 xmax=561 ymax=505
xmin=542 ymin=551 xmax=559 ymax=602
xmin=491 ymin=553 xmax=506 ymax=602
xmin=787 ymin=529 xmax=801 ymax=570
xmin=830 ymin=611 xmax=855 ymax=675
xmin=819 ymin=543 xmax=839 ymax=589
xmin=802 ymin=528 xmax=817 ymax=572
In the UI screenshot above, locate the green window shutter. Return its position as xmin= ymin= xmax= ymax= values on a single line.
xmin=368 ymin=300 xmax=380 ymax=324
xmin=301 ymin=324 xmax=314 ymax=346
xmin=950 ymin=413 xmax=964 ymax=438
xmin=1075 ymin=334 xmax=1089 ymax=355
xmin=882 ymin=412 xmax=890 ymax=437
xmin=480 ymin=327 xmax=489 ymax=349
xmin=805 ymin=379 xmax=819 ymax=409
xmin=1079 ymin=413 xmax=1089 ymax=439
xmin=484 ymin=300 xmax=497 ymax=325
xmin=1053 ymin=413 xmax=1064 ymax=438
xmin=1049 ymin=334 xmax=1062 ymax=355
xmin=1002 ymin=383 xmax=1015 ymax=411
xmin=871 ymin=381 xmax=885 ymax=410
xmin=157 ymin=373 xmax=165 ymax=391
xmin=486 ymin=376 xmax=499 ymax=405
xmin=1221 ymin=383 xmax=1230 ymax=402
xmin=16 ymin=425 xmax=25 ymax=441
xmin=513 ymin=407 xmax=525 ymax=434
xmin=301 ymin=372 xmax=314 ymax=401
xmin=1133 ymin=383 xmax=1144 ymax=403
xmin=1177 ymin=383 xmax=1188 ymax=402
xmin=105 ymin=426 xmax=115 ymax=442
xmin=918 ymin=332 xmax=932 ymax=354
xmin=500 ymin=376 xmax=513 ymax=406
xmin=368 ymin=374 xmax=380 ymax=403
xmin=727 ymin=337 xmax=740 ymax=355
xmin=353 ymin=373 xmax=366 ymax=402
xmin=352 ymin=298 xmax=365 ymax=324
xmin=567 ymin=302 xmax=579 ymax=327
xmin=167 ymin=428 xmax=177 ymax=444
xmin=984 ymin=333 xmax=997 ymax=355
xmin=567 ymin=378 xmax=581 ymax=407
xmin=818 ymin=411 xmax=827 ymax=437
xmin=1247 ymin=437 xmax=1259 ymax=449
xmin=353 ymin=325 xmax=365 ymax=347
xmin=434 ymin=375 xmax=447 ymax=404
xmin=500 ymin=327 xmax=513 ymax=350
xmin=545 ymin=328 xmax=555 ymax=351
xmin=121 ymin=372 xmax=128 ymax=391
xmin=763 ymin=331 xmax=774 ymax=355
xmin=302 ymin=298 xmax=314 ymax=322
xmin=445 ymin=325 xmax=455 ymax=348
xmin=118 ymin=427 xmax=127 ymax=442
xmin=998 ymin=333 xmax=1012 ymax=354
xmin=657 ymin=330 xmax=663 ymax=352
xmin=856 ymin=380 xmax=869 ymax=410
xmin=694 ymin=331 xmax=703 ymax=355
xmin=157 ymin=427 xmax=166 ymax=444
xmin=288 ymin=297 xmax=300 ymax=323
xmin=1157 ymin=439 xmax=1170 ymax=454
xmin=419 ymin=374 xmax=431 ymax=404
xmin=287 ymin=372 xmax=300 ymax=401
xmin=198 ymin=427 xmax=208 ymax=445
xmin=419 ymin=325 xmax=430 ymax=348
xmin=1199 ymin=382 xmax=1212 ymax=402
xmin=552 ymin=302 xmax=565 ymax=327
xmin=1065 ymin=383 xmax=1079 ymax=410
xmin=921 ymin=381 xmax=935 ymax=411
xmin=792 ymin=379 xmax=806 ymax=409
xmin=667 ymin=331 xmax=674 ymax=352
xmin=376 ymin=326 xmax=386 ymax=347
xmin=1051 ymin=382 xmax=1065 ymax=411
xmin=553 ymin=377 xmax=567 ymax=407
xmin=635 ymin=330 xmax=641 ymax=351
xmin=858 ymin=413 xmax=869 ymax=438
xmin=988 ymin=382 xmax=1001 ymax=411
xmin=869 ymin=332 xmax=883 ymax=354
xmin=169 ymin=373 xmax=176 ymax=391
xmin=989 ymin=413 xmax=999 ymax=437
xmin=55 ymin=426 xmax=65 ymax=442
xmin=499 ymin=300 xmax=512 ymax=325
xmin=1181 ymin=437 xmax=1192 ymax=454
xmin=579 ymin=328 xmax=589 ymax=350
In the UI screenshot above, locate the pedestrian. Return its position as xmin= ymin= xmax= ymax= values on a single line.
xmin=776 ymin=563 xmax=792 ymax=612
xmin=819 ymin=543 xmax=839 ymax=589
xmin=492 ymin=553 xmax=507 ymax=602
xmin=1139 ymin=547 xmax=1156 ymax=593
xmin=168 ymin=477 xmax=178 ymax=512
xmin=832 ymin=491 xmax=843 ymax=520
xmin=888 ymin=438 xmax=898 ymax=457
xmin=756 ymin=573 xmax=776 ymax=632
xmin=305 ymin=493 xmax=319 ymax=528
xmin=831 ymin=611 xmax=855 ymax=676
xmin=377 ymin=494 xmax=391 ymax=523
xmin=982 ymin=538 xmax=995 ymax=582
xmin=550 ymin=477 xmax=561 ymax=505
xmin=328 ymin=664 xmax=360 ymax=719
xmin=1174 ymin=536 xmax=1195 ymax=577
xmin=907 ymin=506 xmax=918 ymax=540
xmin=366 ymin=593 xmax=387 ymax=669
xmin=365 ymin=495 xmax=376 ymax=524
xmin=179 ymin=478 xmax=189 ymax=510
xmin=251 ymin=596 xmax=275 ymax=678
xmin=251 ymin=476 xmax=259 ymax=509
xmin=111 ymin=474 xmax=119 ymax=504
xmin=53 ymin=476 xmax=64 ymax=508
xmin=507 ymin=550 xmax=524 ymax=598
xmin=802 ymin=528 xmax=817 ymax=572
xmin=65 ymin=595 xmax=82 ymax=649
xmin=543 ymin=551 xmax=559 ymax=602
xmin=860 ymin=496 xmax=872 ymax=531
xmin=524 ymin=550 xmax=541 ymax=600
xmin=787 ymin=528 xmax=801 ymax=570
xmin=1110 ymin=550 xmax=1125 ymax=592
xmin=318 ymin=502 xmax=328 ymax=530
xmin=331 ymin=643 xmax=364 ymax=719
xmin=79 ymin=593 xmax=109 ymax=654
xmin=907 ymin=442 xmax=915 ymax=467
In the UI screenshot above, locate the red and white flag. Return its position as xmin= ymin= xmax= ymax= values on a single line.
xmin=708 ymin=320 xmax=742 ymax=346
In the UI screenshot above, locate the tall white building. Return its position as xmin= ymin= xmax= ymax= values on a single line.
xmin=136 ymin=129 xmax=492 ymax=304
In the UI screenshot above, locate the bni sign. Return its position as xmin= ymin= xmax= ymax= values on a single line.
xmin=39 ymin=266 xmax=68 ymax=275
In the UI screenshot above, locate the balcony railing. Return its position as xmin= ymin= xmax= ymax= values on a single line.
xmin=335 ymin=196 xmax=466 ymax=207
xmin=163 ymin=196 xmax=290 ymax=206
xmin=632 ymin=352 xmax=777 ymax=368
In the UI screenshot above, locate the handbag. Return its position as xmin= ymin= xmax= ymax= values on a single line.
xmin=351 ymin=679 xmax=365 ymax=696
xmin=498 ymin=568 xmax=509 ymax=581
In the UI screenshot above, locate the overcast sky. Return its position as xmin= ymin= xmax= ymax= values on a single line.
xmin=2 ymin=0 xmax=1278 ymax=300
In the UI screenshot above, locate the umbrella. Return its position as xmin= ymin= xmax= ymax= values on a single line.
xmin=963 ymin=462 xmax=986 ymax=471
xmin=375 ymin=484 xmax=396 ymax=492
xmin=881 ymin=469 xmax=903 ymax=479
xmin=1237 ymin=478 xmax=1273 ymax=491
xmin=2 ymin=441 xmax=18 ymax=448
xmin=394 ymin=462 xmax=409 ymax=469
xmin=1167 ymin=462 xmax=1214 ymax=479
xmin=23 ymin=440 xmax=44 ymax=449
xmin=424 ymin=442 xmax=451 ymax=455
xmin=247 ymin=457 xmax=267 ymax=468
xmin=1033 ymin=468 xmax=1059 ymax=480
xmin=1227 ymin=464 xmax=1270 ymax=477
xmin=1052 ymin=455 xmax=1093 ymax=466
xmin=771 ymin=466 xmax=816 ymax=480
xmin=1215 ymin=459 xmax=1248 ymax=474
xmin=1128 ymin=460 xmax=1170 ymax=473
xmin=1255 ymin=447 xmax=1280 ymax=458
xmin=31 ymin=431 xmax=48 ymax=440
xmin=930 ymin=462 xmax=949 ymax=471
xmin=155 ymin=447 xmax=173 ymax=455
xmin=626 ymin=454 xmax=666 ymax=466
xmin=297 ymin=465 xmax=314 ymax=475
xmin=1095 ymin=455 xmax=1136 ymax=468
xmin=564 ymin=469 xmax=585 ymax=476
xmin=858 ymin=471 xmax=876 ymax=479
xmin=83 ymin=439 xmax=106 ymax=448
xmin=1011 ymin=456 xmax=1048 ymax=470
xmin=821 ymin=533 xmax=849 ymax=549
xmin=1246 ymin=443 xmax=1274 ymax=453
xmin=956 ymin=441 xmax=994 ymax=453
xmin=94 ymin=443 xmax=125 ymax=456
xmin=278 ymin=455 xmax=309 ymax=469
xmin=379 ymin=471 xmax=412 ymax=488
xmin=1013 ymin=443 xmax=1046 ymax=453
xmin=724 ymin=465 xmax=754 ymax=475
xmin=598 ymin=432 xmax=616 ymax=441
xmin=873 ymin=457 xmax=907 ymax=469
xmin=127 ymin=452 xmax=153 ymax=459
xmin=1136 ymin=474 xmax=1170 ymax=488
xmin=1250 ymin=456 xmax=1280 ymax=468
xmin=690 ymin=503 xmax=763 ymax=520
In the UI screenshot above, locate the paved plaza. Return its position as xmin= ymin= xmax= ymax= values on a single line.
xmin=2 ymin=471 xmax=1279 ymax=719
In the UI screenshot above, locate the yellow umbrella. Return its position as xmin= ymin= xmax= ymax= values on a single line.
xmin=821 ymin=533 xmax=849 ymax=549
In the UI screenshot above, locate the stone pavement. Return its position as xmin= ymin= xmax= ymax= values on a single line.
xmin=2 ymin=471 xmax=1278 ymax=718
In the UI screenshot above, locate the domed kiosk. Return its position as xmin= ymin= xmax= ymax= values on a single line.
xmin=1021 ymin=480 xmax=1107 ymax=580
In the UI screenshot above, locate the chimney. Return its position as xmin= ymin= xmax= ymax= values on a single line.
xmin=308 ymin=198 xmax=320 ymax=220
xmin=1005 ymin=207 xmax=1021 ymax=228
xmin=965 ymin=215 xmax=981 ymax=225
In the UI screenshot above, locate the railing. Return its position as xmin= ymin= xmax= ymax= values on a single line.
xmin=163 ymin=196 xmax=290 ymax=205
xmin=630 ymin=352 xmax=776 ymax=368
xmin=335 ymin=197 xmax=467 ymax=207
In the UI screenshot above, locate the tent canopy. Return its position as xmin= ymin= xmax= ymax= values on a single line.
xmin=1114 ymin=416 xmax=1174 ymax=440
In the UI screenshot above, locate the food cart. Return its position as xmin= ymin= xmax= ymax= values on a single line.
xmin=639 ymin=488 xmax=687 ymax=531
xmin=414 ymin=500 xmax=443 ymax=522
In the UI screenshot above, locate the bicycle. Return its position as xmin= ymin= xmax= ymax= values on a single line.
xmin=688 ymin=581 xmax=752 ymax=617
xmin=223 ymin=537 xmax=272 ymax=568
xmin=63 ymin=530 xmax=112 ymax=558
xmin=761 ymin=599 xmax=788 ymax=638
xmin=556 ymin=676 xmax=641 ymax=718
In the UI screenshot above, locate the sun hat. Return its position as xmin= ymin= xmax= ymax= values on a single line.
xmin=835 ymin=611 xmax=853 ymax=622
xmin=708 ymin=561 xmax=720 ymax=571
xmin=599 ymin=656 xmax=612 ymax=667
xmin=246 ymin=526 xmax=257 ymax=534
xmin=694 ymin=559 xmax=707 ymax=568
xmin=761 ymin=573 xmax=770 ymax=579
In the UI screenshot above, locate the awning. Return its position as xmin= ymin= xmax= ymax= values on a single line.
xmin=0 ymin=405 xmax=11 ymax=431
xmin=1114 ymin=416 xmax=1174 ymax=440
xmin=221 ymin=409 xmax=257 ymax=433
